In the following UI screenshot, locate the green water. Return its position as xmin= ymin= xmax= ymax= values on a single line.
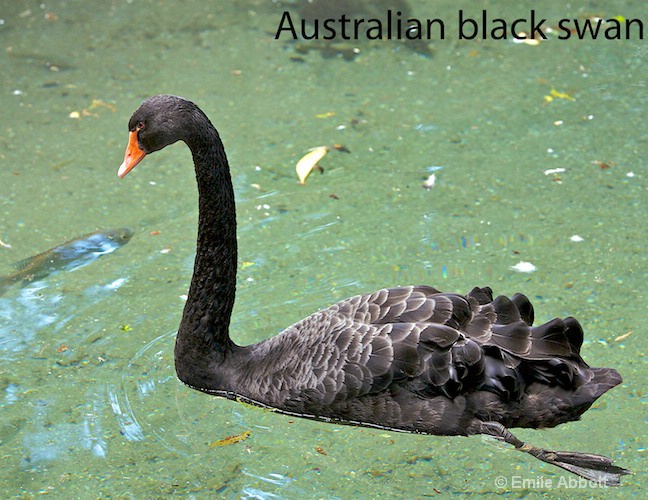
xmin=0 ymin=1 xmax=645 ymax=498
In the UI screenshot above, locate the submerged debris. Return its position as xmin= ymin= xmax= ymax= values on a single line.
xmin=592 ymin=160 xmax=612 ymax=170
xmin=544 ymin=87 xmax=576 ymax=103
xmin=422 ymin=174 xmax=436 ymax=189
xmin=544 ymin=168 xmax=566 ymax=175
xmin=209 ymin=430 xmax=252 ymax=448
xmin=614 ymin=331 xmax=632 ymax=342
xmin=284 ymin=0 xmax=433 ymax=60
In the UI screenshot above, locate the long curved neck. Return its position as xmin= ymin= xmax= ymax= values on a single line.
xmin=175 ymin=113 xmax=238 ymax=386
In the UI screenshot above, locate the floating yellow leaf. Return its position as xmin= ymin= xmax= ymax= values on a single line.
xmin=209 ymin=430 xmax=252 ymax=448
xmin=551 ymin=88 xmax=575 ymax=100
xmin=295 ymin=144 xmax=350 ymax=184
xmin=296 ymin=146 xmax=329 ymax=185
xmin=241 ymin=261 xmax=255 ymax=269
xmin=544 ymin=87 xmax=576 ymax=103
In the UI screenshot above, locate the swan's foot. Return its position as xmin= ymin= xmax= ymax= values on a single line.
xmin=480 ymin=421 xmax=631 ymax=486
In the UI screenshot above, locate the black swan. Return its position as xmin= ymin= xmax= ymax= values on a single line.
xmin=117 ymin=94 xmax=630 ymax=485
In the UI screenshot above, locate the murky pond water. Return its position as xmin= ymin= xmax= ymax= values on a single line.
xmin=1 ymin=1 xmax=645 ymax=498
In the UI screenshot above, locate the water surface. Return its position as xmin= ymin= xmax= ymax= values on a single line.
xmin=0 ymin=1 xmax=645 ymax=498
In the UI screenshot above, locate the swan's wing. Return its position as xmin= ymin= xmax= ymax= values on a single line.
xmin=309 ymin=285 xmax=528 ymax=404
xmin=347 ymin=286 xmax=589 ymax=396
xmin=247 ymin=286 xmax=590 ymax=413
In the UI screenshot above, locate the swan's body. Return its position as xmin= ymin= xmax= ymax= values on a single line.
xmin=118 ymin=94 xmax=630 ymax=485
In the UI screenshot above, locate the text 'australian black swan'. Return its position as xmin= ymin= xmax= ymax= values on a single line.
xmin=117 ymin=94 xmax=630 ymax=486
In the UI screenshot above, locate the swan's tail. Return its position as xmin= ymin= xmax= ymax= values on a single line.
xmin=481 ymin=422 xmax=631 ymax=486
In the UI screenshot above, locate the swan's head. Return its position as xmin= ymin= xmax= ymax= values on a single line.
xmin=118 ymin=94 xmax=197 ymax=178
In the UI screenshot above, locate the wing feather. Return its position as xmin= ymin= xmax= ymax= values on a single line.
xmin=249 ymin=285 xmax=598 ymax=413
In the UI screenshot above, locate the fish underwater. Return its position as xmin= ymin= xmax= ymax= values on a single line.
xmin=0 ymin=228 xmax=133 ymax=296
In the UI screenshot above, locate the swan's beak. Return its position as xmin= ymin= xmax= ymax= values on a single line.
xmin=118 ymin=131 xmax=146 ymax=178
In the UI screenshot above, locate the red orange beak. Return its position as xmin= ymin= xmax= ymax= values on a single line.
xmin=117 ymin=130 xmax=146 ymax=178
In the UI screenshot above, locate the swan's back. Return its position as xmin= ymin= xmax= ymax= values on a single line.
xmin=235 ymin=285 xmax=620 ymax=435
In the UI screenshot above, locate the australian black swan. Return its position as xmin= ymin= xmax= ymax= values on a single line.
xmin=117 ymin=94 xmax=630 ymax=486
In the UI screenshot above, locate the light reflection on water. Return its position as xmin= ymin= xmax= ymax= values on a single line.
xmin=0 ymin=268 xmax=306 ymax=497
xmin=0 ymin=272 xmax=127 ymax=473
xmin=110 ymin=330 xmax=176 ymax=446
xmin=110 ymin=329 xmax=314 ymax=498
xmin=0 ymin=277 xmax=129 ymax=358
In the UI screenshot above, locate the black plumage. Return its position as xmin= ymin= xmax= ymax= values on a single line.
xmin=117 ymin=94 xmax=630 ymax=486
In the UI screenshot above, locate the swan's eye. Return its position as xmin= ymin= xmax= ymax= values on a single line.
xmin=136 ymin=121 xmax=145 ymax=131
